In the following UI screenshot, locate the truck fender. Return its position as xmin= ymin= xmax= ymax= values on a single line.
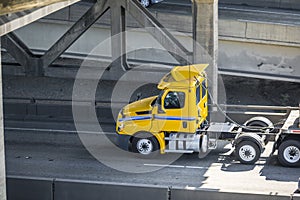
xmin=244 ymin=116 xmax=274 ymax=130
xmin=234 ymin=133 xmax=264 ymax=152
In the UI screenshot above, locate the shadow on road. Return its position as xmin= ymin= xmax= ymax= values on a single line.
xmin=259 ymin=154 xmax=300 ymax=182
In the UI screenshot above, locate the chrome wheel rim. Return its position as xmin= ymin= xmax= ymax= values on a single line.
xmin=137 ymin=139 xmax=153 ymax=155
xmin=239 ymin=145 xmax=256 ymax=162
xmin=283 ymin=146 xmax=300 ymax=163
xmin=140 ymin=0 xmax=150 ymax=7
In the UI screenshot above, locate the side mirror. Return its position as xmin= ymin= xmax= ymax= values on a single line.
xmin=157 ymin=104 xmax=165 ymax=114
xmin=136 ymin=93 xmax=142 ymax=101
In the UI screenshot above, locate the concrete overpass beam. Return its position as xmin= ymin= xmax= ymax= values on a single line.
xmin=0 ymin=0 xmax=75 ymax=16
xmin=41 ymin=0 xmax=110 ymax=69
xmin=192 ymin=0 xmax=218 ymax=104
xmin=110 ymin=1 xmax=129 ymax=71
xmin=1 ymin=32 xmax=43 ymax=76
xmin=127 ymin=0 xmax=192 ymax=65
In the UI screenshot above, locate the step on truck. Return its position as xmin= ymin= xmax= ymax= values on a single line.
xmin=116 ymin=64 xmax=300 ymax=167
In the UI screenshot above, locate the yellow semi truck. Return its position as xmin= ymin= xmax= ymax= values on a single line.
xmin=116 ymin=64 xmax=300 ymax=167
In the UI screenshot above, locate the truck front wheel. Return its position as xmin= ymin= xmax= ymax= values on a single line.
xmin=278 ymin=140 xmax=300 ymax=167
xmin=235 ymin=140 xmax=261 ymax=165
xmin=132 ymin=133 xmax=159 ymax=157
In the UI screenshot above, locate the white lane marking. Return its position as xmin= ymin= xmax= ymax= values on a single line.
xmin=5 ymin=127 xmax=115 ymax=135
xmin=144 ymin=163 xmax=209 ymax=169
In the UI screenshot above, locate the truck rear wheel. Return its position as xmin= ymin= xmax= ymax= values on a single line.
xmin=132 ymin=133 xmax=159 ymax=158
xmin=235 ymin=140 xmax=261 ymax=165
xmin=278 ymin=140 xmax=300 ymax=167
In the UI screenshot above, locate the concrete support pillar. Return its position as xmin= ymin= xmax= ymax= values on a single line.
xmin=110 ymin=2 xmax=129 ymax=71
xmin=0 ymin=40 xmax=7 ymax=200
xmin=192 ymin=0 xmax=218 ymax=105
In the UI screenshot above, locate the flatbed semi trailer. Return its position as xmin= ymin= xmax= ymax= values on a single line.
xmin=116 ymin=64 xmax=300 ymax=167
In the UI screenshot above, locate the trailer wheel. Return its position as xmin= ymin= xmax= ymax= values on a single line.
xmin=132 ymin=133 xmax=159 ymax=158
xmin=278 ymin=140 xmax=300 ymax=167
xmin=235 ymin=140 xmax=261 ymax=164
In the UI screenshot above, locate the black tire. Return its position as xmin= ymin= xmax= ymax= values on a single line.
xmin=235 ymin=140 xmax=261 ymax=165
xmin=278 ymin=140 xmax=300 ymax=167
xmin=132 ymin=133 xmax=159 ymax=158
xmin=198 ymin=134 xmax=211 ymax=159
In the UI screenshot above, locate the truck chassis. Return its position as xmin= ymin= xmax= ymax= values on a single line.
xmin=163 ymin=108 xmax=300 ymax=166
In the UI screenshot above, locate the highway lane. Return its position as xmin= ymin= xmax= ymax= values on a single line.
xmin=150 ymin=0 xmax=300 ymax=26
xmin=4 ymin=121 xmax=300 ymax=195
xmin=77 ymin=0 xmax=300 ymax=26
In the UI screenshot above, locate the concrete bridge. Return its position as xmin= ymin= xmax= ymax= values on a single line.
xmin=3 ymin=0 xmax=300 ymax=82
xmin=1 ymin=1 xmax=300 ymax=199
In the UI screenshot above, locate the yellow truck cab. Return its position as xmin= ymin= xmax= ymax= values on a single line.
xmin=116 ymin=64 xmax=208 ymax=155
xmin=116 ymin=64 xmax=300 ymax=167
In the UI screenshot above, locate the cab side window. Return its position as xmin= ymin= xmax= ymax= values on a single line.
xmin=164 ymin=91 xmax=185 ymax=109
xmin=196 ymin=85 xmax=200 ymax=104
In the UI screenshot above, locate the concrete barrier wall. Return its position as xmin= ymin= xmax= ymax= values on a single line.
xmin=3 ymin=100 xmax=288 ymax=125
xmin=3 ymin=100 xmax=115 ymax=123
xmin=220 ymin=0 xmax=300 ymax=10
xmin=54 ymin=179 xmax=169 ymax=200
xmin=6 ymin=176 xmax=296 ymax=200
xmin=171 ymin=188 xmax=291 ymax=200
xmin=7 ymin=176 xmax=53 ymax=200
xmin=6 ymin=177 xmax=169 ymax=200
xmin=294 ymin=193 xmax=300 ymax=200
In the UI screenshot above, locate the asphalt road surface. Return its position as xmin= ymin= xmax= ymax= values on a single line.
xmin=5 ymin=120 xmax=300 ymax=196
xmin=150 ymin=0 xmax=300 ymax=26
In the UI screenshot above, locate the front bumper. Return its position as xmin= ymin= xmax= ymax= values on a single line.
xmin=117 ymin=134 xmax=131 ymax=151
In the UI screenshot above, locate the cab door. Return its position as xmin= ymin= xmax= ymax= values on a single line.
xmin=151 ymin=89 xmax=193 ymax=133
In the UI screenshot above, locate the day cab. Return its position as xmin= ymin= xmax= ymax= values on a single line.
xmin=116 ymin=64 xmax=208 ymax=156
